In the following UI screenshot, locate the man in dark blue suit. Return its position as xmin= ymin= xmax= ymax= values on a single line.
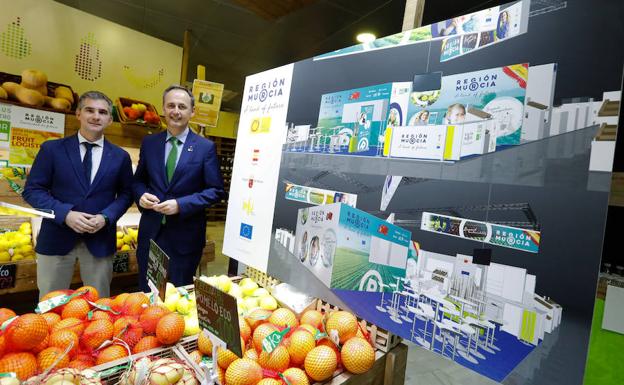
xmin=133 ymin=85 xmax=224 ymax=291
xmin=23 ymin=91 xmax=133 ymax=298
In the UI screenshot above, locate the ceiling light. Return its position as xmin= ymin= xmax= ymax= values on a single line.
xmin=356 ymin=32 xmax=376 ymax=43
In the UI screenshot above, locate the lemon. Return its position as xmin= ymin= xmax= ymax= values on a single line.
xmin=120 ymin=244 xmax=131 ymax=251
xmin=0 ymin=251 xmax=10 ymax=262
xmin=122 ymin=234 xmax=133 ymax=244
xmin=11 ymin=253 xmax=24 ymax=261
xmin=116 ymin=239 xmax=123 ymax=249
xmin=116 ymin=231 xmax=124 ymax=239
xmin=19 ymin=244 xmax=33 ymax=254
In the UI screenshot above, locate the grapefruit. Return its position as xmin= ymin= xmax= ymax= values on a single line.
xmin=325 ymin=311 xmax=358 ymax=344
xmin=304 ymin=345 xmax=337 ymax=382
xmin=268 ymin=308 xmax=298 ymax=329
xmin=300 ymin=310 xmax=324 ymax=330
xmin=197 ymin=330 xmax=213 ymax=356
xmin=252 ymin=323 xmax=279 ymax=352
xmin=224 ymin=358 xmax=262 ymax=385
xmin=283 ymin=367 xmax=310 ymax=385
xmin=341 ymin=337 xmax=375 ymax=374
xmin=258 ymin=345 xmax=290 ymax=372
xmin=216 ymin=347 xmax=239 ymax=370
xmin=286 ymin=330 xmax=315 ymax=365
xmin=245 ymin=308 xmax=272 ymax=330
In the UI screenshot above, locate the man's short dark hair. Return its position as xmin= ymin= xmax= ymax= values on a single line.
xmin=163 ymin=85 xmax=195 ymax=109
xmin=78 ymin=91 xmax=113 ymax=113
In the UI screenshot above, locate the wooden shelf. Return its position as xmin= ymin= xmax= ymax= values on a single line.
xmin=205 ymin=135 xmax=236 ymax=221
xmin=64 ymin=114 xmax=161 ymax=149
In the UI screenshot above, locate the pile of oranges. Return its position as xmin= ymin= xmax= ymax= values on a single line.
xmin=0 ymin=286 xmax=186 ymax=381
xmin=187 ymin=307 xmax=376 ymax=385
xmin=0 ymin=284 xmax=378 ymax=384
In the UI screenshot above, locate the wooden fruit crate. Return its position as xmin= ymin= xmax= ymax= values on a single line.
xmin=174 ymin=334 xmax=407 ymax=385
xmin=242 ymin=265 xmax=281 ymax=290
xmin=0 ymin=71 xmax=79 ymax=112
xmin=115 ymin=96 xmax=161 ymax=130
xmin=0 ymin=218 xmax=138 ymax=295
xmin=314 ymin=299 xmax=401 ymax=353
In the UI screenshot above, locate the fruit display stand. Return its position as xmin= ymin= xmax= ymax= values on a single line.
xmin=0 ymin=220 xmax=138 ymax=296
xmin=174 ymin=267 xmax=407 ymax=385
xmin=0 ymin=215 xmax=38 ymax=294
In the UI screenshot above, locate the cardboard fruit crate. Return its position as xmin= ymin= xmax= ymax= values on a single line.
xmin=115 ymin=96 xmax=161 ymax=130
xmin=0 ymin=71 xmax=79 ymax=112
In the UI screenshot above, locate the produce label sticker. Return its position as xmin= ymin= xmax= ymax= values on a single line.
xmin=262 ymin=327 xmax=290 ymax=353
xmin=195 ymin=278 xmax=243 ymax=357
xmin=1 ymin=103 xmax=64 ymax=167
xmin=147 ymin=239 xmax=170 ymax=302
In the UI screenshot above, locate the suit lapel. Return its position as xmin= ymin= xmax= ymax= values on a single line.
xmin=168 ymin=130 xmax=196 ymax=189
xmin=89 ymin=139 xmax=113 ymax=191
xmin=155 ymin=131 xmax=168 ymax=187
xmin=64 ymin=135 xmax=88 ymax=191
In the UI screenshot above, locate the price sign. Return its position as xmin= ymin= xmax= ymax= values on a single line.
xmin=147 ymin=240 xmax=170 ymax=302
xmin=0 ymin=263 xmax=16 ymax=289
xmin=113 ymin=252 xmax=129 ymax=273
xmin=194 ymin=278 xmax=242 ymax=357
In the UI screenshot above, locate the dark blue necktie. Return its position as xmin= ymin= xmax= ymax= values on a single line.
xmin=83 ymin=142 xmax=97 ymax=185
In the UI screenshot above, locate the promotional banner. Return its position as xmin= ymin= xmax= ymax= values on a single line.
xmin=439 ymin=1 xmax=529 ymax=62
xmin=223 ymin=64 xmax=295 ymax=272
xmin=421 ymin=212 xmax=540 ymax=253
xmin=191 ymin=80 xmax=224 ymax=127
xmin=294 ymin=203 xmax=411 ymax=290
xmin=0 ymin=103 xmax=64 ymax=167
xmin=313 ymin=0 xmax=528 ymax=62
xmin=313 ymin=83 xmax=393 ymax=156
xmin=285 ymin=183 xmax=357 ymax=207
xmin=406 ymin=63 xmax=528 ymax=146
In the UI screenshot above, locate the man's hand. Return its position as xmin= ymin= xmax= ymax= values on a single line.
xmin=153 ymin=199 xmax=180 ymax=215
xmin=139 ymin=192 xmax=160 ymax=209
xmin=65 ymin=211 xmax=96 ymax=234
xmin=86 ymin=214 xmax=107 ymax=234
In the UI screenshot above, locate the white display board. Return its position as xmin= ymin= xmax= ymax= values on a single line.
xmin=389 ymin=125 xmax=447 ymax=160
xmin=222 ymin=64 xmax=295 ymax=272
